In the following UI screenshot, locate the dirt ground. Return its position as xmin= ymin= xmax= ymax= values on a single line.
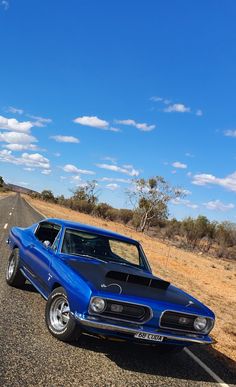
xmin=24 ymin=196 xmax=236 ymax=364
xmin=0 ymin=191 xmax=14 ymax=198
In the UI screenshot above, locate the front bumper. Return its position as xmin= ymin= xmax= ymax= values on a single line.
xmin=74 ymin=313 xmax=213 ymax=345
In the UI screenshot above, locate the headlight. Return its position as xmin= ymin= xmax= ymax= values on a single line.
xmin=90 ymin=297 xmax=106 ymax=313
xmin=194 ymin=317 xmax=207 ymax=331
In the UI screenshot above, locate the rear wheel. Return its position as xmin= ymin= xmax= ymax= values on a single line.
xmin=6 ymin=248 xmax=25 ymax=287
xmin=45 ymin=287 xmax=81 ymax=342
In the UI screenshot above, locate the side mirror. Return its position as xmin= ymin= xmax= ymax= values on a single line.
xmin=43 ymin=240 xmax=51 ymax=248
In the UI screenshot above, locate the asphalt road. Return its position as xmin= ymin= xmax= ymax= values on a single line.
xmin=0 ymin=194 xmax=235 ymax=387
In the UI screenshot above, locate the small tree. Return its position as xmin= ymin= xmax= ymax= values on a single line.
xmin=41 ymin=190 xmax=55 ymax=202
xmin=0 ymin=176 xmax=4 ymax=187
xmin=128 ymin=176 xmax=182 ymax=232
xmin=72 ymin=180 xmax=99 ymax=205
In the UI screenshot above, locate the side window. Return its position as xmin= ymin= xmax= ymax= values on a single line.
xmin=35 ymin=222 xmax=61 ymax=246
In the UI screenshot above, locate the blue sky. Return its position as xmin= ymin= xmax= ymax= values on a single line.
xmin=0 ymin=0 xmax=236 ymax=221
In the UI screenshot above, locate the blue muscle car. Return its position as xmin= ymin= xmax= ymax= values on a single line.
xmin=6 ymin=218 xmax=215 ymax=352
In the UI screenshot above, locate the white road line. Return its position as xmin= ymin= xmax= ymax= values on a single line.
xmin=184 ymin=348 xmax=229 ymax=387
xmin=4 ymin=223 xmax=8 ymax=229
xmin=9 ymin=212 xmax=12 ymax=216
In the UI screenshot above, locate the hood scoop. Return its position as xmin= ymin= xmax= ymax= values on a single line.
xmin=106 ymin=271 xmax=170 ymax=290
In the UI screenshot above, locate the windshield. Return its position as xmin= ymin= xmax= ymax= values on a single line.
xmin=61 ymin=228 xmax=145 ymax=268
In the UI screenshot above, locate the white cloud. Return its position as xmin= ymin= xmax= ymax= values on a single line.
xmin=7 ymin=106 xmax=24 ymax=115
xmin=178 ymin=188 xmax=192 ymax=195
xmin=0 ymin=131 xmax=40 ymax=151
xmin=185 ymin=152 xmax=195 ymax=158
xmin=63 ymin=163 xmax=95 ymax=175
xmin=71 ymin=175 xmax=81 ymax=182
xmin=150 ymin=96 xmax=171 ymax=105
xmin=96 ymin=163 xmax=139 ymax=177
xmin=0 ymin=150 xmax=50 ymax=169
xmin=73 ymin=116 xmax=119 ymax=132
xmin=171 ymin=198 xmax=198 ymax=209
xmin=101 ymin=177 xmax=130 ymax=183
xmin=192 ymin=171 xmax=236 ymax=192
xmin=41 ymin=169 xmax=52 ymax=175
xmin=115 ymin=119 xmax=155 ymax=132
xmin=224 ymin=130 xmax=236 ymax=138
xmin=74 ymin=116 xmax=109 ymax=129
xmin=164 ymin=104 xmax=190 ymax=113
xmin=50 ymin=135 xmax=80 ymax=143
xmin=150 ymin=96 xmax=164 ymax=102
xmin=0 ymin=131 xmax=37 ymax=144
xmin=1 ymin=1 xmax=9 ymax=10
xmin=54 ymin=152 xmax=61 ymax=157
xmin=0 ymin=115 xmax=33 ymax=132
xmin=203 ymin=200 xmax=235 ymax=212
xmin=106 ymin=183 xmax=120 ymax=191
xmin=27 ymin=115 xmax=52 ymax=127
xmin=107 ymin=127 xmax=121 ymax=132
xmin=102 ymin=156 xmax=117 ymax=164
xmin=172 ymin=161 xmax=187 ymax=169
xmin=196 ymin=109 xmax=203 ymax=116
xmin=5 ymin=144 xmax=39 ymax=151
xmin=24 ymin=167 xmax=35 ymax=171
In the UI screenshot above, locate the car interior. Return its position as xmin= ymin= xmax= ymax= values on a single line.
xmin=35 ymin=222 xmax=61 ymax=246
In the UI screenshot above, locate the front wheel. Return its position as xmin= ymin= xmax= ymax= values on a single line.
xmin=6 ymin=248 xmax=25 ymax=287
xmin=45 ymin=287 xmax=81 ymax=342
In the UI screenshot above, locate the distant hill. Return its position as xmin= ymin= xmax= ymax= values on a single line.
xmin=4 ymin=183 xmax=39 ymax=195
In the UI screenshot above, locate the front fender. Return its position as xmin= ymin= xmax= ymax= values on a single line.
xmin=50 ymin=258 xmax=93 ymax=315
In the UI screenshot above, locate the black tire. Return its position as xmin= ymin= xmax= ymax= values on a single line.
xmin=6 ymin=248 xmax=26 ymax=287
xmin=45 ymin=287 xmax=81 ymax=342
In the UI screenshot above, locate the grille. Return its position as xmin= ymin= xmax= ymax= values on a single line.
xmin=102 ymin=300 xmax=151 ymax=323
xmin=160 ymin=311 xmax=196 ymax=332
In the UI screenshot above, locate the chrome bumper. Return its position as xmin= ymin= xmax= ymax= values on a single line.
xmin=74 ymin=313 xmax=213 ymax=345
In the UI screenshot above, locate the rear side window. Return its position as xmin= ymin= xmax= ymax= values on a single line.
xmin=35 ymin=222 xmax=61 ymax=246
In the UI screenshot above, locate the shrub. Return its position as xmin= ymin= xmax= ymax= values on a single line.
xmin=119 ymin=209 xmax=133 ymax=224
xmin=94 ymin=203 xmax=112 ymax=218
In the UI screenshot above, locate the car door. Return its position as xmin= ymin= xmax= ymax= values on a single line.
xmin=24 ymin=221 xmax=61 ymax=293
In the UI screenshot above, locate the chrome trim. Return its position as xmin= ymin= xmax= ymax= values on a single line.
xmin=89 ymin=296 xmax=153 ymax=325
xmin=159 ymin=309 xmax=215 ymax=335
xmin=74 ymin=314 xmax=213 ymax=344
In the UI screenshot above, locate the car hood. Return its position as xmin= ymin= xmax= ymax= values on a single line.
xmin=65 ymin=258 xmax=208 ymax=313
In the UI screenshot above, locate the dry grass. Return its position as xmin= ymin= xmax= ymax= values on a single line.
xmin=25 ymin=196 xmax=236 ymax=363
xmin=0 ymin=191 xmax=14 ymax=198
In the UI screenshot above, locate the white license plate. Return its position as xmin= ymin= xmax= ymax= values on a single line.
xmin=134 ymin=332 xmax=164 ymax=342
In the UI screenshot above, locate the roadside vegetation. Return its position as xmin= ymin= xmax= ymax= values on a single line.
xmin=28 ymin=176 xmax=235 ymax=260
xmin=0 ymin=176 xmax=10 ymax=193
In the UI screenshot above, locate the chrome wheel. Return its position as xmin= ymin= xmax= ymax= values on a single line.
xmin=7 ymin=255 xmax=16 ymax=280
xmin=49 ymin=296 xmax=70 ymax=331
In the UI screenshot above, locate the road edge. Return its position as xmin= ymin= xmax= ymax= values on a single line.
xmin=23 ymin=196 xmax=46 ymax=219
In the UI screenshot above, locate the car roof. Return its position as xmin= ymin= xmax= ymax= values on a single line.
xmin=42 ymin=218 xmax=138 ymax=244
